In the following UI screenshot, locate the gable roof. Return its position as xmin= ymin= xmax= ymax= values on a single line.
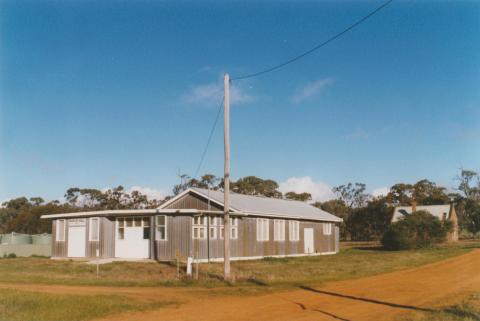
xmin=159 ymin=188 xmax=342 ymax=222
xmin=392 ymin=204 xmax=452 ymax=222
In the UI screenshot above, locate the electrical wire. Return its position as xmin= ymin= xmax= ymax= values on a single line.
xmin=231 ymin=0 xmax=393 ymax=81
xmin=193 ymin=96 xmax=224 ymax=179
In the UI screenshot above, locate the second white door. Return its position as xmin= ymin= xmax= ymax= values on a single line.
xmin=304 ymin=228 xmax=314 ymax=254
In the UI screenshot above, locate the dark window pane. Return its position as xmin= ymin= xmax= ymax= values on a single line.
xmin=143 ymin=227 xmax=150 ymax=239
xmin=118 ymin=228 xmax=124 ymax=240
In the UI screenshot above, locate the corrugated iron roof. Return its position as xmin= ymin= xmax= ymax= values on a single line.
xmin=392 ymin=204 xmax=451 ymax=222
xmin=188 ymin=188 xmax=342 ymax=222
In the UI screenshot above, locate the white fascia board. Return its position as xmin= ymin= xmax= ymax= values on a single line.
xmin=41 ymin=209 xmax=158 ymax=219
xmin=41 ymin=209 xmax=198 ymax=219
xmin=41 ymin=208 xmax=248 ymax=219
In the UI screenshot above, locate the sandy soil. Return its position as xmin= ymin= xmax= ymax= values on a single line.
xmin=1 ymin=250 xmax=479 ymax=321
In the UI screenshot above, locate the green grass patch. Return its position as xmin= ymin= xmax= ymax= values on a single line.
xmin=0 ymin=241 xmax=477 ymax=289
xmin=396 ymin=293 xmax=480 ymax=321
xmin=0 ymin=288 xmax=176 ymax=321
xmin=202 ymin=241 xmax=480 ymax=288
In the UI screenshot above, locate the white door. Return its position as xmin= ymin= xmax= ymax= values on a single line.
xmin=115 ymin=217 xmax=150 ymax=259
xmin=304 ymin=228 xmax=314 ymax=254
xmin=68 ymin=221 xmax=86 ymax=258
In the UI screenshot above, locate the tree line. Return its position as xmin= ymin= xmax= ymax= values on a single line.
xmin=1 ymin=169 xmax=479 ymax=239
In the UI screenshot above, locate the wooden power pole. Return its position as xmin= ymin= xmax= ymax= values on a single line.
xmin=223 ymin=73 xmax=231 ymax=280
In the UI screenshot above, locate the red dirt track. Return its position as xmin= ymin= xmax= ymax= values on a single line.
xmin=1 ymin=250 xmax=479 ymax=321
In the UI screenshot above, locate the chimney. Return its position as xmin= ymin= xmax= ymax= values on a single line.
xmin=411 ymin=200 xmax=417 ymax=213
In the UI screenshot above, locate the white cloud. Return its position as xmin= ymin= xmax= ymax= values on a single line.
xmin=279 ymin=176 xmax=335 ymax=202
xmin=372 ymin=187 xmax=389 ymax=198
xmin=129 ymin=186 xmax=167 ymax=201
xmin=184 ymin=81 xmax=253 ymax=106
xmin=291 ymin=78 xmax=334 ymax=104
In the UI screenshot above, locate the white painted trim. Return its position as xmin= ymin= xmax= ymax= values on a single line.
xmin=56 ymin=219 xmax=66 ymax=241
xmin=193 ymin=251 xmax=337 ymax=263
xmin=155 ymin=215 xmax=168 ymax=241
xmin=289 ymin=220 xmax=300 ymax=242
xmin=41 ymin=209 xmax=233 ymax=219
xmin=42 ymin=203 xmax=340 ymax=224
xmin=323 ymin=223 xmax=333 ymax=235
xmin=274 ymin=219 xmax=286 ymax=241
xmin=88 ymin=217 xmax=100 ymax=241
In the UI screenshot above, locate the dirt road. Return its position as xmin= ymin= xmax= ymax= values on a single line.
xmin=2 ymin=250 xmax=479 ymax=321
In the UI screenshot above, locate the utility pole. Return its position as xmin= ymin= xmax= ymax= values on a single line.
xmin=223 ymin=73 xmax=231 ymax=280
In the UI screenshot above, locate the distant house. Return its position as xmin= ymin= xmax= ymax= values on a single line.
xmin=41 ymin=188 xmax=342 ymax=261
xmin=392 ymin=203 xmax=459 ymax=242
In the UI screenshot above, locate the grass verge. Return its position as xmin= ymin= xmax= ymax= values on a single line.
xmin=396 ymin=293 xmax=480 ymax=321
xmin=0 ymin=241 xmax=477 ymax=289
xmin=0 ymin=288 xmax=176 ymax=321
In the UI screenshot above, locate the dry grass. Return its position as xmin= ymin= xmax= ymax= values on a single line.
xmin=0 ymin=288 xmax=176 ymax=321
xmin=396 ymin=293 xmax=480 ymax=321
xmin=201 ymin=241 xmax=480 ymax=287
xmin=0 ymin=241 xmax=477 ymax=289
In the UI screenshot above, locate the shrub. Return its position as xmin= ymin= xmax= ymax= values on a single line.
xmin=381 ymin=210 xmax=452 ymax=250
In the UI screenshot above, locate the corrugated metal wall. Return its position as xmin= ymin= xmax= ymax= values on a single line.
xmin=154 ymin=215 xmax=191 ymax=260
xmin=187 ymin=216 xmax=337 ymax=261
xmin=51 ymin=219 xmax=67 ymax=257
xmin=164 ymin=193 xmax=223 ymax=211
xmin=50 ymin=190 xmax=339 ymax=260
xmin=52 ymin=217 xmax=116 ymax=258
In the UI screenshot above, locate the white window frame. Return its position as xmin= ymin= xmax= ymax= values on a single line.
xmin=89 ymin=217 xmax=100 ymax=241
xmin=193 ymin=216 xmax=207 ymax=240
xmin=256 ymin=218 xmax=270 ymax=242
xmin=230 ymin=217 xmax=238 ymax=240
xmin=156 ymin=215 xmax=167 ymax=241
xmin=274 ymin=219 xmax=285 ymax=241
xmin=289 ymin=220 xmax=300 ymax=242
xmin=323 ymin=223 xmax=332 ymax=235
xmin=209 ymin=217 xmax=218 ymax=240
xmin=56 ymin=219 xmax=66 ymax=242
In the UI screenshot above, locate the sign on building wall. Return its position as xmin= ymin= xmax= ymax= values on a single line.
xmin=68 ymin=218 xmax=86 ymax=227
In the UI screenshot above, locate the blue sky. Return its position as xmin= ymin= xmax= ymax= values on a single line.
xmin=1 ymin=0 xmax=479 ymax=202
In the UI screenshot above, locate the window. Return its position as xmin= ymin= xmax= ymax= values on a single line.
xmin=134 ymin=217 xmax=142 ymax=227
xmin=117 ymin=217 xmax=150 ymax=240
xmin=56 ymin=219 xmax=66 ymax=241
xmin=209 ymin=217 xmax=217 ymax=239
xmin=89 ymin=218 xmax=99 ymax=241
xmin=273 ymin=220 xmax=285 ymax=241
xmin=117 ymin=218 xmax=124 ymax=240
xmin=156 ymin=216 xmax=167 ymax=240
xmin=143 ymin=217 xmax=150 ymax=240
xmin=193 ymin=216 xmax=207 ymax=239
xmin=256 ymin=218 xmax=270 ymax=241
xmin=217 ymin=217 xmax=238 ymax=239
xmin=323 ymin=223 xmax=332 ymax=235
xmin=230 ymin=217 xmax=238 ymax=239
xmin=289 ymin=221 xmax=300 ymax=242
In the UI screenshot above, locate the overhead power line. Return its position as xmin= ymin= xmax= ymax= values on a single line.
xmin=193 ymin=96 xmax=224 ymax=179
xmin=231 ymin=0 xmax=393 ymax=81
